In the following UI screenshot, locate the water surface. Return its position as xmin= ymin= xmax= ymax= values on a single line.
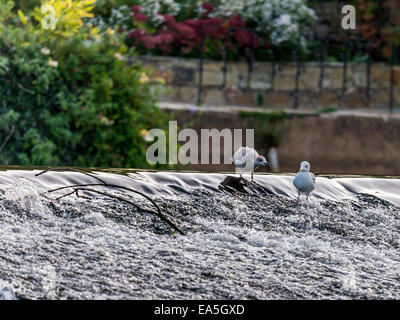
xmin=0 ymin=168 xmax=399 ymax=299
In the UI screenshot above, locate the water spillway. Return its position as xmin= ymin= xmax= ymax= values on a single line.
xmin=0 ymin=168 xmax=399 ymax=299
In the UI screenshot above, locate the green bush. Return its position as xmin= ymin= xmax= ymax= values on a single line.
xmin=0 ymin=1 xmax=170 ymax=168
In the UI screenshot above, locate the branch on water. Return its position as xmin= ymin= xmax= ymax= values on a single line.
xmin=36 ymin=168 xmax=185 ymax=235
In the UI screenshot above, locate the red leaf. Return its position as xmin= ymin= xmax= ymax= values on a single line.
xmin=175 ymin=23 xmax=196 ymax=39
xmin=128 ymin=29 xmax=150 ymax=46
xmin=134 ymin=13 xmax=148 ymax=22
xmin=235 ymin=29 xmax=251 ymax=46
xmin=131 ymin=6 xmax=141 ymax=13
xmin=202 ymin=2 xmax=214 ymax=14
xmin=229 ymin=15 xmax=246 ymax=28
xmin=163 ymin=14 xmax=176 ymax=27
xmin=144 ymin=37 xmax=157 ymax=49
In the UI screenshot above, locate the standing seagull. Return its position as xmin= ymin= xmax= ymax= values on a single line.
xmin=293 ymin=161 xmax=316 ymax=203
xmin=232 ymin=146 xmax=268 ymax=182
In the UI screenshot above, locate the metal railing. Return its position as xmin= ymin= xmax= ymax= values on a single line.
xmin=195 ymin=24 xmax=399 ymax=113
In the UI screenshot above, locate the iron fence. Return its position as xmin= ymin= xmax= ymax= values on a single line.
xmin=195 ymin=21 xmax=399 ymax=113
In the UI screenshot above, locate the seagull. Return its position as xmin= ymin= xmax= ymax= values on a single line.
xmin=231 ymin=146 xmax=268 ymax=181
xmin=293 ymin=161 xmax=315 ymax=203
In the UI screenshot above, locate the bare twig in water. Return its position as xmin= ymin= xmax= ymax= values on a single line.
xmin=36 ymin=168 xmax=185 ymax=235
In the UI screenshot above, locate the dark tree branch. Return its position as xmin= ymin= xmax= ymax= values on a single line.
xmin=36 ymin=169 xmax=185 ymax=235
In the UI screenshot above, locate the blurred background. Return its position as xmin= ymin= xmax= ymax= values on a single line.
xmin=1 ymin=0 xmax=399 ymax=175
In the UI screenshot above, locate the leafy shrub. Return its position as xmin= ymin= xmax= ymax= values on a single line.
xmin=32 ymin=0 xmax=97 ymax=38
xmin=90 ymin=0 xmax=316 ymax=61
xmin=211 ymin=0 xmax=316 ymax=44
xmin=358 ymin=0 xmax=400 ymax=61
xmin=92 ymin=0 xmax=399 ymax=63
xmin=128 ymin=7 xmax=262 ymax=60
xmin=0 ymin=0 xmax=170 ymax=168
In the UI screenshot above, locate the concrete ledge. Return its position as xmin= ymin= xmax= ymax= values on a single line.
xmin=161 ymin=102 xmax=400 ymax=175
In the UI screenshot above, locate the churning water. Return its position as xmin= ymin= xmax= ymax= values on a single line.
xmin=0 ymin=168 xmax=399 ymax=299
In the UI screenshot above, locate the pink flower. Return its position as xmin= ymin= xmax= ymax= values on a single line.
xmin=175 ymin=23 xmax=196 ymax=39
xmin=163 ymin=14 xmax=176 ymax=27
xmin=144 ymin=37 xmax=157 ymax=49
xmin=185 ymin=19 xmax=201 ymax=31
xmin=157 ymin=31 xmax=175 ymax=52
xmin=134 ymin=13 xmax=148 ymax=22
xmin=158 ymin=31 xmax=174 ymax=44
xmin=234 ymin=29 xmax=260 ymax=48
xmin=128 ymin=29 xmax=148 ymax=40
xmin=131 ymin=6 xmax=141 ymax=13
xmin=235 ymin=29 xmax=251 ymax=46
xmin=200 ymin=18 xmax=224 ymax=38
xmin=202 ymin=2 xmax=214 ymax=14
xmin=229 ymin=15 xmax=246 ymax=28
xmin=128 ymin=29 xmax=150 ymax=46
xmin=205 ymin=17 xmax=222 ymax=25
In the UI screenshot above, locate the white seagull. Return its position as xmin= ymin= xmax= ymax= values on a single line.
xmin=231 ymin=146 xmax=268 ymax=181
xmin=293 ymin=161 xmax=316 ymax=203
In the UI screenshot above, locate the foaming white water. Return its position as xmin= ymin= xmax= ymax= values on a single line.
xmin=0 ymin=169 xmax=399 ymax=299
xmin=336 ymin=178 xmax=400 ymax=207
xmin=0 ymin=280 xmax=16 ymax=300
xmin=4 ymin=178 xmax=50 ymax=218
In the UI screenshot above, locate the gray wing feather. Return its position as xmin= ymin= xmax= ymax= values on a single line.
xmin=232 ymin=147 xmax=247 ymax=167
xmin=232 ymin=147 xmax=258 ymax=168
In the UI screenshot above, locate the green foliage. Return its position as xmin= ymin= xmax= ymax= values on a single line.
xmin=11 ymin=0 xmax=41 ymax=12
xmin=0 ymin=1 xmax=170 ymax=168
xmin=317 ymin=106 xmax=337 ymax=114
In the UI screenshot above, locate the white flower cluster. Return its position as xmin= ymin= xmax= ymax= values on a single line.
xmin=213 ymin=0 xmax=317 ymax=44
xmin=136 ymin=0 xmax=316 ymax=44
xmin=89 ymin=0 xmax=316 ymax=45
xmin=137 ymin=0 xmax=186 ymax=25
xmin=86 ymin=5 xmax=132 ymax=31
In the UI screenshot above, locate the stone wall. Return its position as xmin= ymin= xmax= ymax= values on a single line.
xmin=139 ymin=56 xmax=400 ymax=110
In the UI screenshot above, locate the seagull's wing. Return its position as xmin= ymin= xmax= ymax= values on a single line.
xmin=233 ymin=147 xmax=259 ymax=168
xmin=246 ymin=146 xmax=259 ymax=158
xmin=232 ymin=147 xmax=247 ymax=167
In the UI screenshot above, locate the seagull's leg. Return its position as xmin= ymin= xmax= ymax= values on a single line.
xmin=251 ymin=171 xmax=254 ymax=182
xmin=306 ymin=193 xmax=310 ymax=204
xmin=297 ymin=191 xmax=300 ymax=203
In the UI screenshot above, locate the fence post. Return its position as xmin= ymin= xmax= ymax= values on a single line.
xmin=389 ymin=45 xmax=397 ymax=114
xmin=222 ymin=27 xmax=231 ymax=88
xmin=197 ymin=24 xmax=205 ymax=105
xmin=341 ymin=39 xmax=349 ymax=102
xmin=246 ymin=30 xmax=255 ymax=89
xmin=270 ymin=46 xmax=276 ymax=91
xmin=294 ymin=35 xmax=301 ymax=109
xmin=365 ymin=40 xmax=371 ymax=103
xmin=318 ymin=38 xmax=327 ymax=93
